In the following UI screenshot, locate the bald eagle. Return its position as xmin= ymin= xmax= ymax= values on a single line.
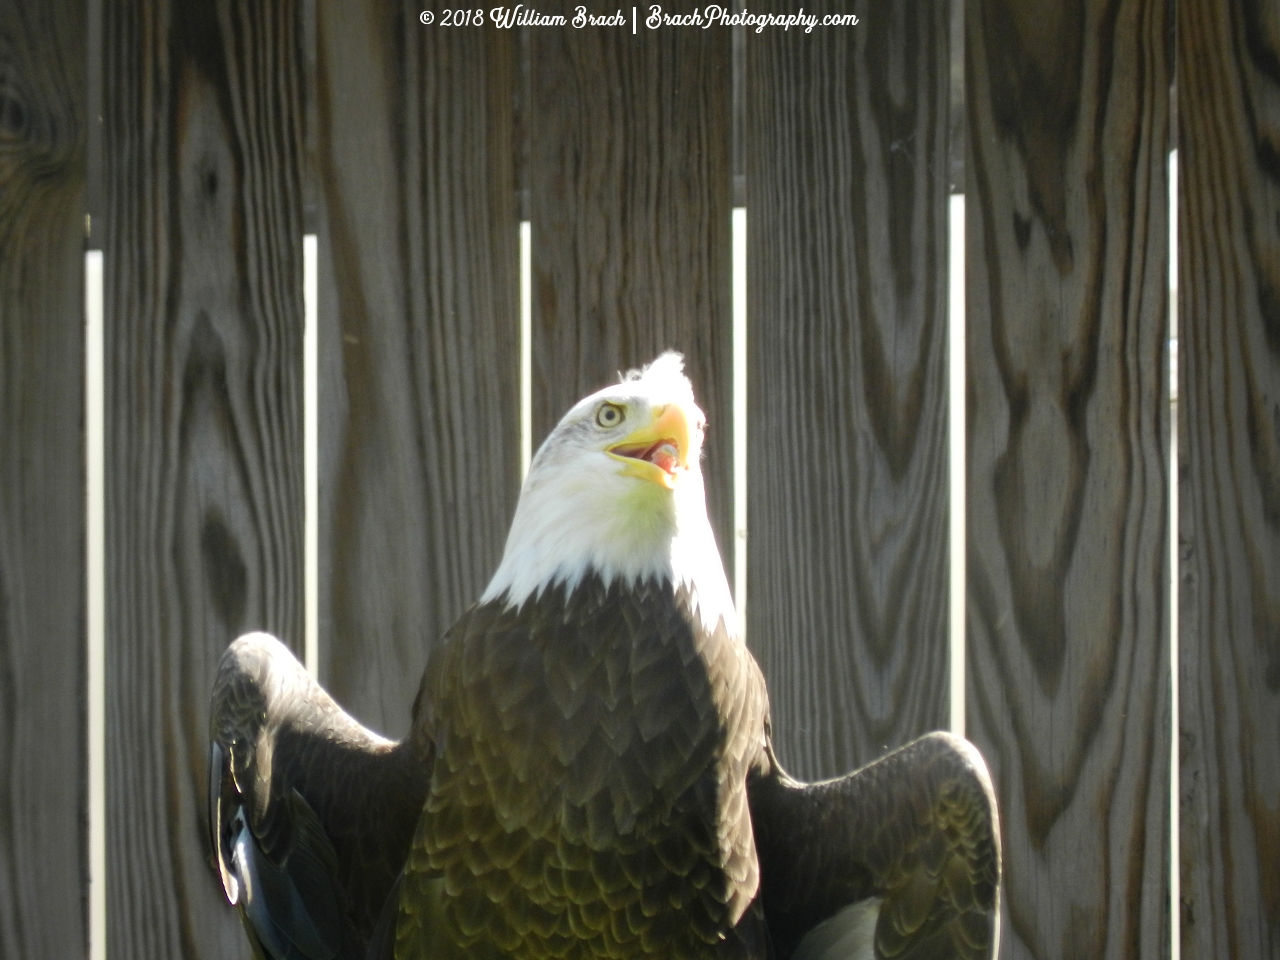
xmin=209 ymin=353 xmax=1000 ymax=960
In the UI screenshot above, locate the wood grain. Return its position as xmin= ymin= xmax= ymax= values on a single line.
xmin=528 ymin=1 xmax=734 ymax=571
xmin=1177 ymin=0 xmax=1280 ymax=956
xmin=965 ymin=0 xmax=1171 ymax=957
xmin=315 ymin=0 xmax=520 ymax=738
xmin=102 ymin=0 xmax=306 ymax=955
xmin=0 ymin=1 xmax=86 ymax=957
xmin=744 ymin=0 xmax=952 ymax=781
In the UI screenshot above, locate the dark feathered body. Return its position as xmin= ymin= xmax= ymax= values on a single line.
xmin=395 ymin=574 xmax=772 ymax=960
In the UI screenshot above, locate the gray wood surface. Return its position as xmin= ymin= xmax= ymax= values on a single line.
xmin=0 ymin=1 xmax=87 ymax=957
xmin=315 ymin=0 xmax=520 ymax=738
xmin=965 ymin=0 xmax=1171 ymax=957
xmin=102 ymin=0 xmax=306 ymax=955
xmin=1177 ymin=0 xmax=1280 ymax=956
xmin=744 ymin=1 xmax=952 ymax=781
xmin=528 ymin=1 xmax=734 ymax=571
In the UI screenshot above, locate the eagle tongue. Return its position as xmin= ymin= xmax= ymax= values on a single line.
xmin=648 ymin=442 xmax=679 ymax=474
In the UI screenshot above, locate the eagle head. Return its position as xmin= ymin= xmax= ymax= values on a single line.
xmin=481 ymin=352 xmax=736 ymax=635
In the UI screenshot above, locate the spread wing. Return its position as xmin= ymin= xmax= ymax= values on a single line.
xmin=209 ymin=632 xmax=432 ymax=960
xmin=748 ymin=732 xmax=1001 ymax=960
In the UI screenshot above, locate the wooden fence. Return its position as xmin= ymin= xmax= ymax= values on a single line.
xmin=1 ymin=0 xmax=1277 ymax=957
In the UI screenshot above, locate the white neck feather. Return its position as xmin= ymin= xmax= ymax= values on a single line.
xmin=481 ymin=455 xmax=738 ymax=638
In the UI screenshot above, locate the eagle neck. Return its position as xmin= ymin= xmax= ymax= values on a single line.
xmin=480 ymin=471 xmax=738 ymax=639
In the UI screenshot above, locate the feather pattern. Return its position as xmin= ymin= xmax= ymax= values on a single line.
xmin=394 ymin=574 xmax=770 ymax=960
xmin=749 ymin=732 xmax=1002 ymax=960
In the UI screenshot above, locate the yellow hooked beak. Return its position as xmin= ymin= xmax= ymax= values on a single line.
xmin=606 ymin=403 xmax=691 ymax=490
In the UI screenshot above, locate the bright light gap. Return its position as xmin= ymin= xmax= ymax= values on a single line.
xmin=85 ymin=250 xmax=106 ymax=960
xmin=304 ymin=234 xmax=319 ymax=677
xmin=521 ymin=222 xmax=532 ymax=480
xmin=948 ymin=194 xmax=966 ymax=737
xmin=732 ymin=208 xmax=748 ymax=633
xmin=1168 ymin=147 xmax=1179 ymax=960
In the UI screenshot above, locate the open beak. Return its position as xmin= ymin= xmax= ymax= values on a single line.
xmin=606 ymin=404 xmax=691 ymax=489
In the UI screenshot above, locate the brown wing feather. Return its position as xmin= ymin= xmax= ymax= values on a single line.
xmin=209 ymin=633 xmax=432 ymax=952
xmin=748 ymin=732 xmax=1001 ymax=960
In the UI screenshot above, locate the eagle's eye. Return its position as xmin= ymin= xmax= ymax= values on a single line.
xmin=596 ymin=403 xmax=626 ymax=428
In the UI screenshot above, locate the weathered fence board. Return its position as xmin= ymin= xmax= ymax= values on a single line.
xmin=528 ymin=3 xmax=735 ymax=567
xmin=745 ymin=0 xmax=952 ymax=781
xmin=1178 ymin=0 xmax=1280 ymax=956
xmin=314 ymin=0 xmax=519 ymax=738
xmin=102 ymin=0 xmax=306 ymax=955
xmin=965 ymin=0 xmax=1171 ymax=957
xmin=0 ymin=1 xmax=87 ymax=957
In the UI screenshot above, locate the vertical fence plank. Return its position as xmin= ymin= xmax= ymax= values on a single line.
xmin=965 ymin=0 xmax=1171 ymax=956
xmin=314 ymin=0 xmax=519 ymax=737
xmin=0 ymin=1 xmax=86 ymax=957
xmin=1178 ymin=0 xmax=1280 ymax=956
xmin=103 ymin=0 xmax=306 ymax=955
xmin=528 ymin=2 xmax=734 ymax=566
xmin=745 ymin=1 xmax=951 ymax=780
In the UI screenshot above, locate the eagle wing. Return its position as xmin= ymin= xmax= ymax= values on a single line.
xmin=748 ymin=732 xmax=1001 ymax=960
xmin=208 ymin=633 xmax=432 ymax=960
